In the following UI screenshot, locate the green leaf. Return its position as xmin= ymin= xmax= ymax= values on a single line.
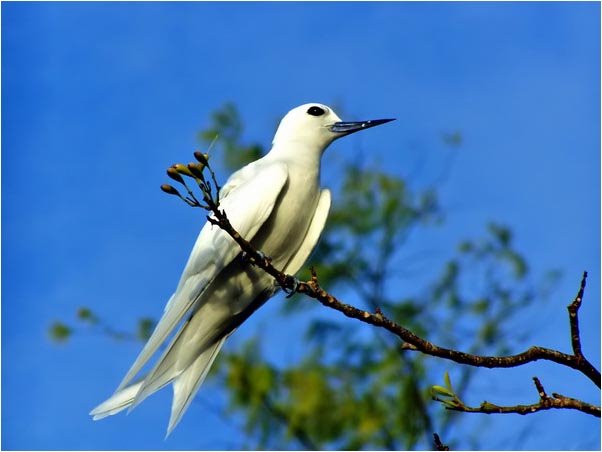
xmin=431 ymin=385 xmax=455 ymax=398
xmin=444 ymin=371 xmax=453 ymax=391
xmin=49 ymin=322 xmax=72 ymax=343
xmin=76 ymin=307 xmax=98 ymax=324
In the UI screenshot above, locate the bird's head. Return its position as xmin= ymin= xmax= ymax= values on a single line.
xmin=272 ymin=103 xmax=395 ymax=153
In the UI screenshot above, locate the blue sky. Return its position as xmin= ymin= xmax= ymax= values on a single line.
xmin=2 ymin=1 xmax=600 ymax=450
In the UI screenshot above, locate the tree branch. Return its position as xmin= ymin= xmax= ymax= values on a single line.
xmin=161 ymin=153 xmax=601 ymax=421
xmin=208 ymin=200 xmax=601 ymax=388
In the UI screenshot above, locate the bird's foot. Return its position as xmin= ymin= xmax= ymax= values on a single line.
xmin=252 ymin=250 xmax=272 ymax=267
xmin=240 ymin=250 xmax=272 ymax=267
xmin=282 ymin=275 xmax=300 ymax=298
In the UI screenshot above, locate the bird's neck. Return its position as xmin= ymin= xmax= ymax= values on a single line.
xmin=268 ymin=140 xmax=324 ymax=171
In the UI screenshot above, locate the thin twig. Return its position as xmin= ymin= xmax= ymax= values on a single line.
xmin=567 ymin=272 xmax=597 ymax=380
xmin=433 ymin=433 xmax=450 ymax=451
xmin=441 ymin=377 xmax=600 ymax=417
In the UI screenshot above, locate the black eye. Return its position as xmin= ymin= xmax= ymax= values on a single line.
xmin=307 ymin=106 xmax=325 ymax=117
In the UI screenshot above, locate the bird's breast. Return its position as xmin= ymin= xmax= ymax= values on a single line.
xmin=249 ymin=167 xmax=320 ymax=269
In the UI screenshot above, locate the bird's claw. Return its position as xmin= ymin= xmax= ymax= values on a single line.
xmin=253 ymin=250 xmax=272 ymax=266
xmin=240 ymin=250 xmax=273 ymax=267
xmin=283 ymin=276 xmax=300 ymax=298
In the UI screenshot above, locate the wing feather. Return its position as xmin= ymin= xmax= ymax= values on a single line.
xmin=115 ymin=162 xmax=288 ymax=391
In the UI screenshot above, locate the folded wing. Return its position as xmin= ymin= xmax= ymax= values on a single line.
xmin=113 ymin=162 xmax=289 ymax=393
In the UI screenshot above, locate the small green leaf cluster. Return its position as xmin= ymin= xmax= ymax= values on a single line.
xmin=48 ymin=307 xmax=98 ymax=343
xmin=49 ymin=307 xmax=152 ymax=344
xmin=431 ymin=372 xmax=462 ymax=410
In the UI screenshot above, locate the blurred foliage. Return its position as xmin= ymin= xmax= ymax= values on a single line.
xmin=53 ymin=309 xmax=154 ymax=344
xmin=51 ymin=103 xmax=560 ymax=449
xmin=77 ymin=307 xmax=98 ymax=324
xmin=441 ymin=131 xmax=463 ymax=148
xmin=136 ymin=317 xmax=156 ymax=342
xmin=49 ymin=321 xmax=72 ymax=343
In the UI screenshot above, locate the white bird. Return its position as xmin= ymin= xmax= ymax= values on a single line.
xmin=90 ymin=103 xmax=394 ymax=436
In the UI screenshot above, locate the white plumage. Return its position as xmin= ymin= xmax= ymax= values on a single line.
xmin=90 ymin=103 xmax=393 ymax=435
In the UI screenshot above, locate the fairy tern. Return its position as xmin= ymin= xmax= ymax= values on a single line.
xmin=90 ymin=103 xmax=394 ymax=435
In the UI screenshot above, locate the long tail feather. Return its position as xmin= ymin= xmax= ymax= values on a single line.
xmin=90 ymin=381 xmax=144 ymax=420
xmin=116 ymin=286 xmax=198 ymax=392
xmin=131 ymin=303 xmax=228 ymax=410
xmin=128 ymin=316 xmax=196 ymax=411
xmin=166 ymin=336 xmax=227 ymax=437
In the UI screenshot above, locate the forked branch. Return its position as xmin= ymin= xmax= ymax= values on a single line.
xmin=432 ymin=375 xmax=600 ymax=418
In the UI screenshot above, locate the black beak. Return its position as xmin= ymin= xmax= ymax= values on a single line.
xmin=329 ymin=118 xmax=395 ymax=136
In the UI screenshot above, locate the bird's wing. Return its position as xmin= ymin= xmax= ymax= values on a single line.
xmin=115 ymin=161 xmax=288 ymax=391
xmin=172 ymin=162 xmax=274 ymax=291
xmin=282 ymin=188 xmax=331 ymax=275
xmin=158 ymin=191 xmax=331 ymax=435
